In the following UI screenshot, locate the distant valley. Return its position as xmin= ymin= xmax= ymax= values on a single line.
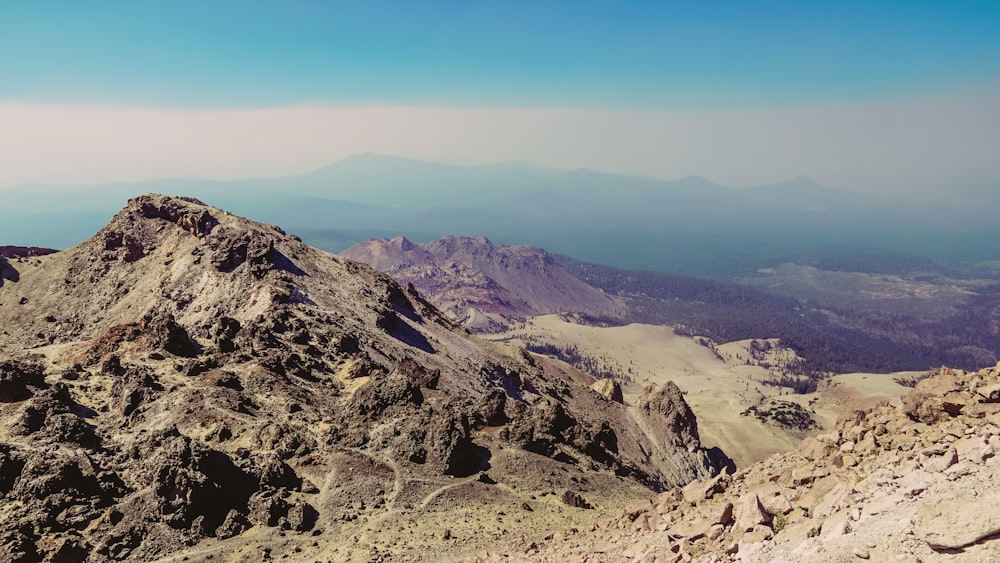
xmin=338 ymin=234 xmax=938 ymax=470
xmin=339 ymin=230 xmax=1000 ymax=484
xmin=344 ymin=235 xmax=1000 ymax=376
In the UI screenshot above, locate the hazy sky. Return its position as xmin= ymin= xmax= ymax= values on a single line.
xmin=2 ymin=1 xmax=999 ymax=199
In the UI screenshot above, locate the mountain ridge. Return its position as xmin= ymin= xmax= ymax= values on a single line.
xmin=0 ymin=194 xmax=725 ymax=561
xmin=342 ymin=235 xmax=624 ymax=331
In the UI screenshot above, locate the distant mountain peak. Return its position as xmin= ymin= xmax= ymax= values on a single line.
xmin=388 ymin=234 xmax=416 ymax=251
xmin=342 ymin=234 xmax=624 ymax=329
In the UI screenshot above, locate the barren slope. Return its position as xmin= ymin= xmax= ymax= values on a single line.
xmin=490 ymin=315 xmax=911 ymax=467
xmin=504 ymin=363 xmax=1000 ymax=562
xmin=0 ymin=195 xmax=723 ymax=562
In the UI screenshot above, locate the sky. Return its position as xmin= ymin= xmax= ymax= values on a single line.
xmin=1 ymin=1 xmax=999 ymax=199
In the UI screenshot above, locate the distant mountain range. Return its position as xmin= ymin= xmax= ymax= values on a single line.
xmin=2 ymin=154 xmax=997 ymax=276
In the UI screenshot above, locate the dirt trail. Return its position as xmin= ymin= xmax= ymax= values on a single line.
xmin=415 ymin=474 xmax=484 ymax=510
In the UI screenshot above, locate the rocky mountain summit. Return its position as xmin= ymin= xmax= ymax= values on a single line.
xmin=341 ymin=236 xmax=623 ymax=331
xmin=0 ymin=195 xmax=725 ymax=562
xmin=502 ymin=363 xmax=1000 ymax=562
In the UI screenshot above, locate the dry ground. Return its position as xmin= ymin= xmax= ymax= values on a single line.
xmin=490 ymin=315 xmax=913 ymax=468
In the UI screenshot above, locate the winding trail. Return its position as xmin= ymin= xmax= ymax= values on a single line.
xmin=415 ymin=473 xmax=484 ymax=510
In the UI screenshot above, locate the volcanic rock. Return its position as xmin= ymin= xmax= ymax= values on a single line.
xmin=0 ymin=195 xmax=725 ymax=561
xmin=591 ymin=378 xmax=623 ymax=403
xmin=504 ymin=362 xmax=1000 ymax=562
xmin=636 ymin=382 xmax=701 ymax=447
xmin=0 ymin=359 xmax=46 ymax=402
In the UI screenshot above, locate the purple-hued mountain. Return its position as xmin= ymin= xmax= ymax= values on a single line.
xmin=342 ymin=235 xmax=623 ymax=331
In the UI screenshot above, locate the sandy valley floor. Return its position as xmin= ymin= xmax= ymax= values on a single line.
xmin=490 ymin=315 xmax=914 ymax=467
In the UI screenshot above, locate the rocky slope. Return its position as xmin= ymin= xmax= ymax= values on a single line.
xmin=501 ymin=363 xmax=1000 ymax=562
xmin=1 ymin=248 xmax=58 ymax=289
xmin=341 ymin=236 xmax=623 ymax=331
xmin=0 ymin=195 xmax=724 ymax=562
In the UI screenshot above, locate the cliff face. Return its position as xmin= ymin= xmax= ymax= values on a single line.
xmin=0 ymin=195 xmax=722 ymax=562
xmin=342 ymin=235 xmax=624 ymax=331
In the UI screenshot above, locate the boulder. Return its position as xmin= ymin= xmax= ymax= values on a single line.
xmin=479 ymin=388 xmax=508 ymax=426
xmin=636 ymin=382 xmax=700 ymax=447
xmin=285 ymin=500 xmax=318 ymax=532
xmin=247 ymin=491 xmax=290 ymax=528
xmin=917 ymin=493 xmax=1000 ymax=550
xmin=561 ymin=490 xmax=592 ymax=509
xmin=734 ymin=493 xmax=772 ymax=533
xmin=902 ymin=370 xmax=966 ymax=423
xmin=976 ymin=382 xmax=1000 ymax=403
xmin=0 ymin=359 xmax=46 ymax=402
xmin=591 ymin=378 xmax=623 ymax=403
xmin=395 ymin=357 xmax=440 ymax=389
xmin=682 ymin=474 xmax=724 ymax=504
xmin=798 ymin=436 xmax=829 ymax=461
xmin=134 ymin=429 xmax=258 ymax=534
xmin=215 ymin=509 xmax=251 ymax=539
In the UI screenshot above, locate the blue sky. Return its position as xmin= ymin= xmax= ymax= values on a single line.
xmin=1 ymin=1 xmax=998 ymax=196
xmin=2 ymin=1 xmax=998 ymax=108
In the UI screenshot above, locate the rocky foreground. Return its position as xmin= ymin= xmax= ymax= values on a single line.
xmin=0 ymin=195 xmax=727 ymax=562
xmin=501 ymin=364 xmax=1000 ymax=562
